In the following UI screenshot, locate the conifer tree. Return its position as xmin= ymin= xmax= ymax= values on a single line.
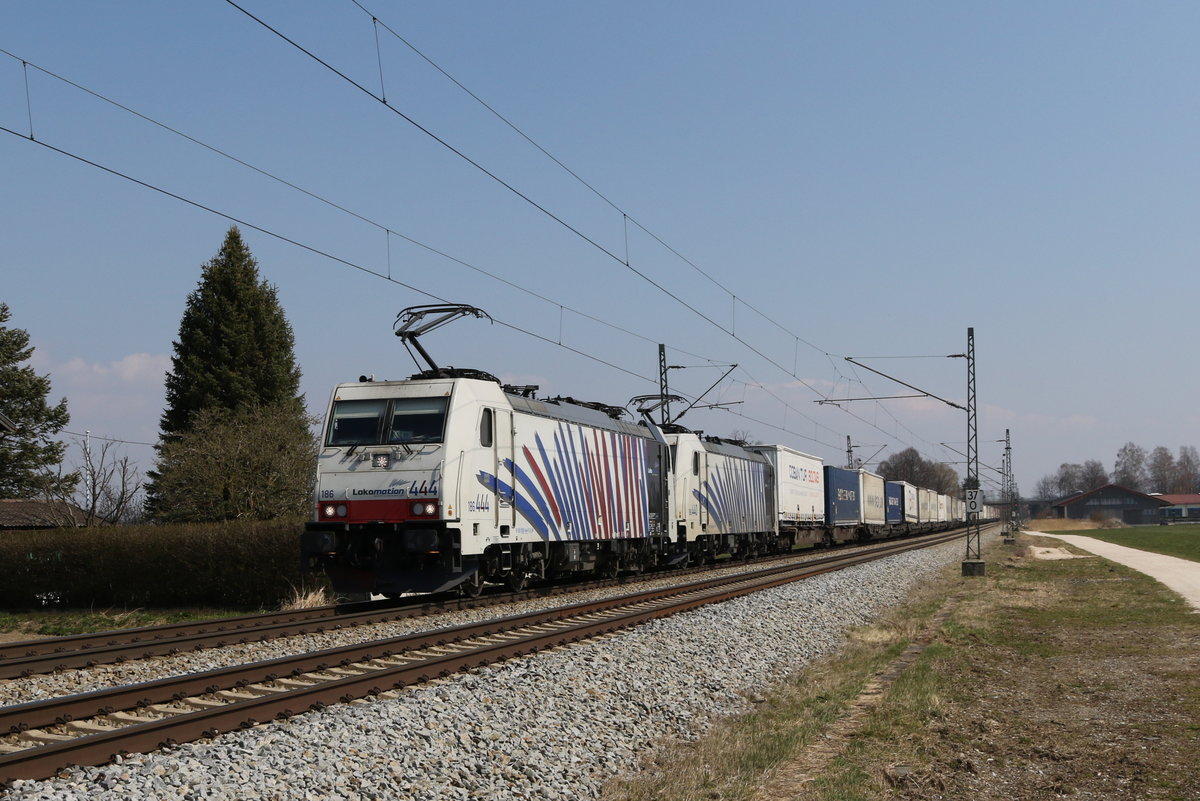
xmin=0 ymin=302 xmax=76 ymax=497
xmin=159 ymin=226 xmax=303 ymax=436
xmin=147 ymin=227 xmax=311 ymax=520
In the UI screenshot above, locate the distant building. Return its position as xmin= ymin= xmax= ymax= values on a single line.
xmin=1051 ymin=484 xmax=1170 ymax=525
xmin=0 ymin=411 xmax=16 ymax=434
xmin=1154 ymin=494 xmax=1200 ymax=521
xmin=0 ymin=499 xmax=90 ymax=530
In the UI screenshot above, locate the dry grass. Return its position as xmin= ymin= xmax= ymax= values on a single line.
xmin=603 ymin=577 xmax=951 ymax=801
xmin=603 ymin=534 xmax=1200 ymax=801
xmin=280 ymin=585 xmax=332 ymax=610
xmin=1021 ymin=517 xmax=1100 ymax=531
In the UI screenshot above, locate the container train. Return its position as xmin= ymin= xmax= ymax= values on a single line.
xmin=301 ymin=320 xmax=990 ymax=598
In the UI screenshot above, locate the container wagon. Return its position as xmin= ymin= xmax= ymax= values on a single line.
xmin=748 ymin=444 xmax=826 ymax=549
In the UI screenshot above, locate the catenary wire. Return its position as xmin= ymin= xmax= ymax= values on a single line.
xmin=3 ymin=44 xmax=854 ymax=431
xmin=1 ymin=42 xmax=962 ymax=462
xmin=348 ymin=0 xmax=837 ymax=362
xmin=344 ymin=1 xmax=976 ymax=439
xmin=0 ymin=48 xmax=725 ymax=370
xmin=62 ymin=431 xmax=155 ymax=447
xmin=0 ymin=122 xmax=859 ymax=452
xmin=222 ymin=0 xmax=841 ymax=402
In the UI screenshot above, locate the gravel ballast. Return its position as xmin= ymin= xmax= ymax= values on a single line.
xmin=3 ymin=539 xmax=968 ymax=800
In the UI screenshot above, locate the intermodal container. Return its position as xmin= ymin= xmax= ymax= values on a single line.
xmin=884 ymin=482 xmax=905 ymax=525
xmin=900 ymin=482 xmax=919 ymax=523
xmin=749 ymin=445 xmax=825 ymax=525
xmin=918 ymin=487 xmax=938 ymax=524
xmin=823 ymin=466 xmax=861 ymax=527
xmin=860 ymin=470 xmax=886 ymax=526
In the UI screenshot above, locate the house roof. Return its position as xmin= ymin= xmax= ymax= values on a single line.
xmin=1051 ymin=483 xmax=1171 ymax=508
xmin=0 ymin=499 xmax=89 ymax=528
xmin=0 ymin=412 xmax=16 ymax=433
xmin=1154 ymin=494 xmax=1200 ymax=506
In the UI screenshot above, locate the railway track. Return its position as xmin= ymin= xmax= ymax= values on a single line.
xmin=0 ymin=529 xmax=970 ymax=680
xmin=0 ymin=571 xmax=682 ymax=679
xmin=0 ymin=530 xmax=968 ymax=783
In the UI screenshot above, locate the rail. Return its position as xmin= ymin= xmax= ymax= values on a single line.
xmin=0 ymin=530 xmax=973 ymax=782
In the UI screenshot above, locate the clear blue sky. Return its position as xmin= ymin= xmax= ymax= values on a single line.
xmin=4 ymin=1 xmax=1199 ymax=499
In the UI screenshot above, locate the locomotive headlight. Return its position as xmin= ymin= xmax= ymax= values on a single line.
xmin=424 ymin=503 xmax=438 ymax=516
xmin=411 ymin=502 xmax=438 ymax=516
xmin=323 ymin=504 xmax=348 ymax=519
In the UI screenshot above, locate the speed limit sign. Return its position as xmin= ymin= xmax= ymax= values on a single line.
xmin=966 ymin=489 xmax=982 ymax=514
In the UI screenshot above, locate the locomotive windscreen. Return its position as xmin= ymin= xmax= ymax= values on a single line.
xmin=326 ymin=397 xmax=449 ymax=446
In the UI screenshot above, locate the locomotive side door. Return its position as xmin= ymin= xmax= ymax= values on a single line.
xmin=492 ymin=408 xmax=516 ymax=530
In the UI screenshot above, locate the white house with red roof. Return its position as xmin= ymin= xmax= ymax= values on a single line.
xmin=1153 ymin=494 xmax=1200 ymax=522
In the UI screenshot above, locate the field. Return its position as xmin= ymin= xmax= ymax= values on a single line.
xmin=1081 ymin=524 xmax=1200 ymax=562
xmin=605 ymin=533 xmax=1200 ymax=800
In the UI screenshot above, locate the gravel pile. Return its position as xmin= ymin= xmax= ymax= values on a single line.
xmin=4 ymin=540 xmax=966 ymax=800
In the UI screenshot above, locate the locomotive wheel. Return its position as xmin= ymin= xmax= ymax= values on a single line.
xmin=460 ymin=570 xmax=486 ymax=598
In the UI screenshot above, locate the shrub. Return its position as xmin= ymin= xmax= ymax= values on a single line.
xmin=0 ymin=519 xmax=328 ymax=609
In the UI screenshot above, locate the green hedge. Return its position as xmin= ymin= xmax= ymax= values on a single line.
xmin=0 ymin=519 xmax=328 ymax=609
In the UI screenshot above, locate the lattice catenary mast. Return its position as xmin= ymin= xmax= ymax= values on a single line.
xmin=962 ymin=327 xmax=985 ymax=575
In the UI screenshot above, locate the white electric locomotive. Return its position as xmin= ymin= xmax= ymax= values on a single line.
xmin=301 ymin=368 xmax=676 ymax=596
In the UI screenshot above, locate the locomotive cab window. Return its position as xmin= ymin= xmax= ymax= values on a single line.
xmin=387 ymin=397 xmax=450 ymax=444
xmin=327 ymin=399 xmax=387 ymax=445
xmin=327 ymin=397 xmax=449 ymax=446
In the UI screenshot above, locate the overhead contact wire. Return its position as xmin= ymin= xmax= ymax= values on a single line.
xmin=0 ymin=48 xmax=720 ymax=368
xmin=4 ymin=38 xmax=945 ymax=460
xmin=351 ymin=0 xmax=836 ymax=362
xmin=226 ymin=1 xmax=835 ymax=400
xmin=0 ymin=122 xmax=662 ymax=388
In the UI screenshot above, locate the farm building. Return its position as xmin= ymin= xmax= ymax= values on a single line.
xmin=0 ymin=499 xmax=89 ymax=530
xmin=1050 ymin=484 xmax=1170 ymax=525
xmin=1154 ymin=494 xmax=1200 ymax=521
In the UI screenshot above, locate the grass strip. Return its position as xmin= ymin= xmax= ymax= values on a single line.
xmin=605 ymin=535 xmax=1200 ymax=800
xmin=604 ymin=571 xmax=954 ymax=801
xmin=0 ymin=607 xmax=253 ymax=637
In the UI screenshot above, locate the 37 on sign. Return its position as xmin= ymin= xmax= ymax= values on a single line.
xmin=966 ymin=489 xmax=982 ymax=514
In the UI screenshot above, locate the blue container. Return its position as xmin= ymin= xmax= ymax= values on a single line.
xmin=884 ymin=482 xmax=905 ymax=524
xmin=823 ymin=466 xmax=861 ymax=527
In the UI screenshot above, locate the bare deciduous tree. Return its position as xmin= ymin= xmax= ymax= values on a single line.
xmin=77 ymin=436 xmax=143 ymax=524
xmin=1079 ymin=460 xmax=1108 ymax=490
xmin=1112 ymin=442 xmax=1148 ymax=492
xmin=41 ymin=435 xmax=144 ymax=525
xmin=1033 ymin=474 xmax=1058 ymax=500
xmin=1175 ymin=446 xmax=1200 ymax=494
xmin=1147 ymin=446 xmax=1176 ymax=494
xmin=878 ymin=447 xmax=961 ymax=495
xmin=1055 ymin=463 xmax=1083 ymax=496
